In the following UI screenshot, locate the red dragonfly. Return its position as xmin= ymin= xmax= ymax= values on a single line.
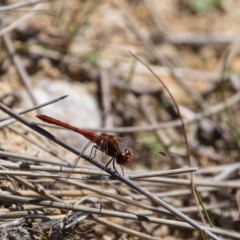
xmin=36 ymin=115 xmax=132 ymax=170
xmin=36 ymin=115 xmax=184 ymax=170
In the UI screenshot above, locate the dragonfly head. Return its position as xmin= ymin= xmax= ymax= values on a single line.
xmin=116 ymin=149 xmax=132 ymax=166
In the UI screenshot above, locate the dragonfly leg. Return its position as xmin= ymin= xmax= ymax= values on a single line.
xmin=112 ymin=158 xmax=121 ymax=175
xmin=120 ymin=165 xmax=124 ymax=176
xmin=112 ymin=158 xmax=117 ymax=171
xmin=106 ymin=157 xmax=119 ymax=175
xmin=89 ymin=145 xmax=99 ymax=159
xmin=105 ymin=157 xmax=113 ymax=169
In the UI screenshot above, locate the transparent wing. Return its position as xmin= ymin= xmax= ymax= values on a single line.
xmin=116 ymin=137 xmax=186 ymax=165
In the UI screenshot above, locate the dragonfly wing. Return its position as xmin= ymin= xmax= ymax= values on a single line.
xmin=116 ymin=137 xmax=186 ymax=167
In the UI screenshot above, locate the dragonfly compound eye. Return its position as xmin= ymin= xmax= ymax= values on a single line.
xmin=116 ymin=149 xmax=132 ymax=166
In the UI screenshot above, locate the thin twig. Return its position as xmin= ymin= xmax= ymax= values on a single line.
xmin=70 ymin=90 xmax=240 ymax=133
xmin=0 ymin=161 xmax=105 ymax=175
xmin=7 ymin=125 xmax=72 ymax=165
xmin=0 ymin=170 xmax=61 ymax=178
xmin=128 ymin=167 xmax=199 ymax=179
xmin=3 ymin=33 xmax=38 ymax=106
xmin=0 ymin=150 xmax=71 ymax=167
xmin=0 ymin=2 xmax=47 ymax=36
xmin=0 ymin=160 xmax=197 ymax=178
xmin=91 ymin=215 xmax=160 ymax=240
xmin=140 ymin=177 xmax=240 ymax=189
xmin=100 ymin=68 xmax=113 ymax=128
xmin=0 ymin=95 xmax=68 ymax=123
xmin=0 ymin=0 xmax=44 ymax=12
